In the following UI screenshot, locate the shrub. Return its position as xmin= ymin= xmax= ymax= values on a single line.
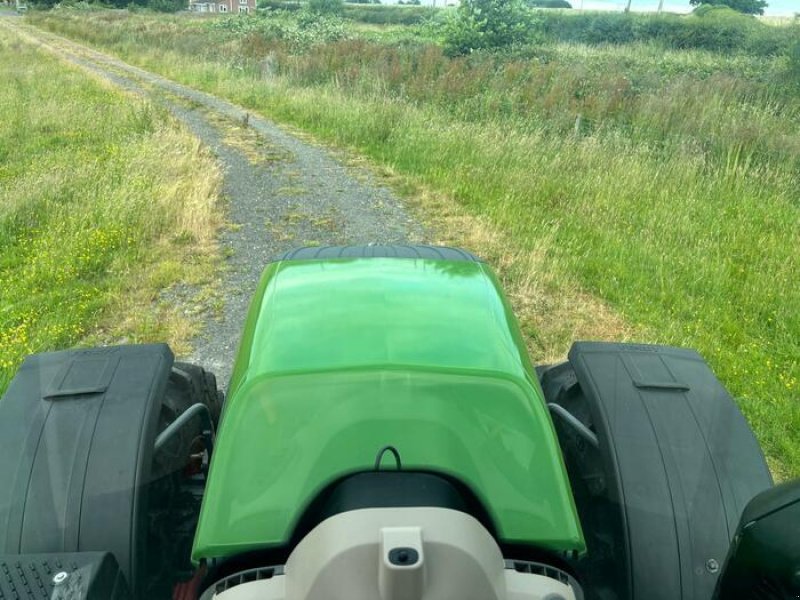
xmin=258 ymin=0 xmax=302 ymax=10
xmin=534 ymin=10 xmax=792 ymax=55
xmin=536 ymin=12 xmax=634 ymax=44
xmin=148 ymin=0 xmax=184 ymax=11
xmin=207 ymin=12 xmax=349 ymax=51
xmin=527 ymin=0 xmax=571 ymax=7
xmin=692 ymin=3 xmax=728 ymax=17
xmin=443 ymin=0 xmax=536 ymax=55
xmin=308 ymin=0 xmax=342 ymax=14
xmin=342 ymin=4 xmax=435 ymax=25
xmin=50 ymin=0 xmax=107 ymax=9
xmin=689 ymin=0 xmax=767 ymax=16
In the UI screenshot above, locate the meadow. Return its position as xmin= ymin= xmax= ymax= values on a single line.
xmin=23 ymin=7 xmax=800 ymax=478
xmin=0 ymin=22 xmax=221 ymax=393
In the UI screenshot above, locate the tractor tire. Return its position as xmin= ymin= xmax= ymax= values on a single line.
xmin=273 ymin=245 xmax=482 ymax=262
xmin=0 ymin=345 xmax=180 ymax=598
xmin=0 ymin=345 xmax=223 ymax=598
xmin=152 ymin=362 xmax=223 ymax=481
xmin=147 ymin=361 xmax=223 ymax=597
xmin=172 ymin=361 xmax=224 ymax=427
xmin=541 ymin=343 xmax=774 ymax=600
xmin=540 ymin=362 xmax=619 ymax=600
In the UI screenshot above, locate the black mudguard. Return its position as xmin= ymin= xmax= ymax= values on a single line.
xmin=541 ymin=342 xmax=773 ymax=600
xmin=714 ymin=478 xmax=800 ymax=599
xmin=0 ymin=345 xmax=173 ymax=598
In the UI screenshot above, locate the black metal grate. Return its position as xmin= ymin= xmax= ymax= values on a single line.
xmin=505 ymin=559 xmax=571 ymax=586
xmin=214 ymin=565 xmax=285 ymax=595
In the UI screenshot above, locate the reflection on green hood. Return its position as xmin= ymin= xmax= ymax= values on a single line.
xmin=192 ymin=258 xmax=584 ymax=561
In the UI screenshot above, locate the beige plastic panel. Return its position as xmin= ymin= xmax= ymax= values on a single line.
xmin=212 ymin=507 xmax=576 ymax=600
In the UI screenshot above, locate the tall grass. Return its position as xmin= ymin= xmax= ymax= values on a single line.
xmin=27 ymin=11 xmax=800 ymax=478
xmin=0 ymin=23 xmax=221 ymax=393
xmin=259 ymin=2 xmax=438 ymax=25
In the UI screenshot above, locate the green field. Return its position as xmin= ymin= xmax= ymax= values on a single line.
xmin=20 ymin=7 xmax=800 ymax=478
xmin=0 ymin=23 xmax=221 ymax=393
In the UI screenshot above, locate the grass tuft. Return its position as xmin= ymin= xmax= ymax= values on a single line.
xmin=0 ymin=23 xmax=222 ymax=392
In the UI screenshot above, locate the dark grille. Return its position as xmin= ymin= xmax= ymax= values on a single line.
xmin=505 ymin=559 xmax=571 ymax=586
xmin=213 ymin=565 xmax=284 ymax=595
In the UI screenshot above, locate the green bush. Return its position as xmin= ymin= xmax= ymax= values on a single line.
xmin=258 ymin=0 xmax=302 ymax=10
xmin=308 ymin=0 xmax=343 ymax=14
xmin=433 ymin=7 xmax=797 ymax=56
xmin=50 ymin=0 xmax=107 ymax=9
xmin=535 ymin=11 xmax=792 ymax=55
xmin=148 ymin=0 xmax=184 ymax=12
xmin=692 ymin=3 xmax=732 ymax=17
xmin=444 ymin=0 xmax=535 ymax=55
xmin=689 ymin=0 xmax=767 ymax=16
xmin=342 ymin=4 xmax=436 ymax=25
xmin=207 ymin=12 xmax=349 ymax=50
xmin=527 ymin=0 xmax=571 ymax=7
xmin=255 ymin=3 xmax=434 ymax=24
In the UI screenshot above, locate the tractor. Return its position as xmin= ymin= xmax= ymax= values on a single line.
xmin=0 ymin=245 xmax=797 ymax=600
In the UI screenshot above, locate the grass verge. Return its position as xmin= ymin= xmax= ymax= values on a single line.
xmin=0 ymin=22 xmax=222 ymax=394
xmin=24 ymin=12 xmax=800 ymax=478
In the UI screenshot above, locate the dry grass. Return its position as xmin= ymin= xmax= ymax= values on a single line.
xmin=202 ymin=110 xmax=294 ymax=165
xmin=0 ymin=22 xmax=223 ymax=391
xmin=86 ymin=132 xmax=223 ymax=353
xmin=406 ymin=185 xmax=634 ymax=365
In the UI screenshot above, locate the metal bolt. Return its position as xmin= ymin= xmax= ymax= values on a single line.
xmin=52 ymin=571 xmax=69 ymax=585
xmin=705 ymin=559 xmax=719 ymax=574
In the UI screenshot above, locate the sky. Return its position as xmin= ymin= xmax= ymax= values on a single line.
xmin=573 ymin=0 xmax=797 ymax=16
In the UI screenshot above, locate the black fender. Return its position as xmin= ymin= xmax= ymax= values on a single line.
xmin=0 ymin=345 xmax=220 ymax=599
xmin=540 ymin=342 xmax=773 ymax=600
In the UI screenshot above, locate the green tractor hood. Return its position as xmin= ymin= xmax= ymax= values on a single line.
xmin=192 ymin=256 xmax=584 ymax=562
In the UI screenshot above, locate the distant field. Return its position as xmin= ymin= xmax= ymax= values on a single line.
xmin=0 ymin=23 xmax=221 ymax=393
xmin=26 ymin=9 xmax=800 ymax=478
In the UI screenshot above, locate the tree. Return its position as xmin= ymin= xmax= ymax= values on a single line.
xmin=688 ymin=0 xmax=768 ymax=16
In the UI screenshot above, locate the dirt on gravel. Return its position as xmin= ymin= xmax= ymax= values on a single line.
xmin=6 ymin=22 xmax=429 ymax=390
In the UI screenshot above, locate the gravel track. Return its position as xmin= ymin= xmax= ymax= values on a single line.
xmin=4 ymin=21 xmax=428 ymax=389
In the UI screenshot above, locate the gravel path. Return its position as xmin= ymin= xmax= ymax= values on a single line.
xmin=6 ymin=21 xmax=428 ymax=389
